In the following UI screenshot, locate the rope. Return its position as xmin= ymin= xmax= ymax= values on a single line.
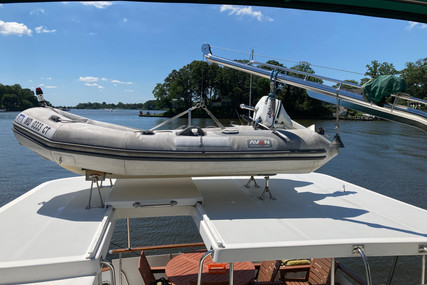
xmin=211 ymin=45 xmax=365 ymax=76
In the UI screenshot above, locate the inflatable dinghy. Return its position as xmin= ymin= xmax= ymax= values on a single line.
xmin=12 ymin=106 xmax=338 ymax=178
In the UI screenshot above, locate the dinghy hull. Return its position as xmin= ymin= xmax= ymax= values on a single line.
xmin=12 ymin=107 xmax=338 ymax=178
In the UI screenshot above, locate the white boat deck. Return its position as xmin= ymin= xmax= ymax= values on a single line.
xmin=1 ymin=173 xmax=427 ymax=283
xmin=191 ymin=173 xmax=427 ymax=262
xmin=0 ymin=177 xmax=114 ymax=284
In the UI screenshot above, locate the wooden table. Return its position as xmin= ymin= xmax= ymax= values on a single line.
xmin=166 ymin=252 xmax=255 ymax=285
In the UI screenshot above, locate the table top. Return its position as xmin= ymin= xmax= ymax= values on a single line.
xmin=165 ymin=252 xmax=255 ymax=285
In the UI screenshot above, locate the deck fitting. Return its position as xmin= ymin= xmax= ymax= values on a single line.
xmin=419 ymin=244 xmax=427 ymax=254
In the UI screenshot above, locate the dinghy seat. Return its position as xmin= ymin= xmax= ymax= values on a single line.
xmin=177 ymin=126 xmax=205 ymax=136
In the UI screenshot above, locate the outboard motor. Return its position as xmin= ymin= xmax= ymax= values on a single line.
xmin=253 ymin=96 xmax=293 ymax=129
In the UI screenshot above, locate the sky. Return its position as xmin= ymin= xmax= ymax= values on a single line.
xmin=0 ymin=2 xmax=426 ymax=106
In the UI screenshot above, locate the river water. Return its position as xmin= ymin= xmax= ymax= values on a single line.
xmin=0 ymin=109 xmax=426 ymax=284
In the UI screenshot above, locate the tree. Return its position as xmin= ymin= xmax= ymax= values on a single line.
xmin=1 ymin=94 xmax=21 ymax=111
xmin=400 ymin=58 xmax=427 ymax=100
xmin=361 ymin=60 xmax=398 ymax=85
xmin=153 ymin=82 xmax=173 ymax=113
xmin=0 ymin=84 xmax=38 ymax=111
xmin=279 ymin=63 xmax=331 ymax=118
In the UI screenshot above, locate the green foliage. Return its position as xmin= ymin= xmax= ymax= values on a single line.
xmin=0 ymin=84 xmax=38 ymax=111
xmin=74 ymin=101 xmax=158 ymax=110
xmin=278 ymin=62 xmax=331 ymax=118
xmin=3 ymin=57 xmax=424 ymax=117
xmin=153 ymin=59 xmax=332 ymax=118
xmin=152 ymin=57 xmax=425 ymax=119
xmin=400 ymin=58 xmax=427 ymax=100
xmin=360 ymin=60 xmax=398 ymax=85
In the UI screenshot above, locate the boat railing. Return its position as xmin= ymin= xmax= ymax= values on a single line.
xmin=104 ymin=242 xmax=206 ymax=285
xmin=250 ymin=60 xmax=363 ymax=90
xmin=335 ymin=261 xmax=367 ymax=285
xmin=106 ymin=242 xmax=370 ymax=285
xmin=202 ymin=43 xmax=427 ymax=132
xmin=255 ymin=59 xmax=427 ymax=113
xmin=101 ymin=259 xmax=116 ymax=285
xmin=108 ymin=242 xmax=206 ymax=256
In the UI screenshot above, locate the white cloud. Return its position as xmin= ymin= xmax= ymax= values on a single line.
xmin=123 ymin=18 xmax=128 ymax=23
xmin=41 ymin=77 xmax=53 ymax=80
xmin=38 ymin=83 xmax=56 ymax=88
xmin=30 ymin=8 xmax=45 ymax=15
xmin=406 ymin=21 xmax=427 ymax=31
xmin=0 ymin=20 xmax=32 ymax=36
xmin=85 ymin=83 xmax=98 ymax=87
xmin=79 ymin=76 xmax=99 ymax=83
xmin=81 ymin=1 xmax=112 ymax=9
xmin=111 ymin=79 xmax=132 ymax=85
xmin=80 ymin=76 xmax=133 ymax=90
xmin=220 ymin=5 xmax=273 ymax=22
xmin=35 ymin=26 xmax=56 ymax=34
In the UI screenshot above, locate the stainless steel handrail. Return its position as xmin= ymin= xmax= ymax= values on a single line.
xmin=353 ymin=245 xmax=372 ymax=285
xmin=202 ymin=43 xmax=427 ymax=132
xmin=251 ymin=61 xmax=362 ymax=89
xmin=197 ymin=250 xmax=214 ymax=285
xmin=101 ymin=260 xmax=116 ymax=285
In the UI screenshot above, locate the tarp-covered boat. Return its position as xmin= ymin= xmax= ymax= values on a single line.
xmin=12 ymin=104 xmax=338 ymax=178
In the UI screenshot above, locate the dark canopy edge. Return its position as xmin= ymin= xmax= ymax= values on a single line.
xmin=1 ymin=0 xmax=427 ymax=23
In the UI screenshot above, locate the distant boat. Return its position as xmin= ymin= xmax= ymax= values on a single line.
xmin=0 ymin=109 xmax=6 ymax=112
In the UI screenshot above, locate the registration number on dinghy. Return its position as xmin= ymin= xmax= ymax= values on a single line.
xmin=15 ymin=114 xmax=56 ymax=139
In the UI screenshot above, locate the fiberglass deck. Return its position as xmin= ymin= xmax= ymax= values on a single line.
xmin=191 ymin=173 xmax=427 ymax=262
xmin=1 ymin=172 xmax=427 ymax=283
xmin=0 ymin=177 xmax=113 ymax=284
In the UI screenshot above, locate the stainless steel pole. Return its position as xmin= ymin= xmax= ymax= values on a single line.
xmin=422 ymin=255 xmax=426 ymax=284
xmin=248 ymin=49 xmax=254 ymax=116
xmin=229 ymin=263 xmax=234 ymax=285
xmin=197 ymin=250 xmax=214 ymax=285
xmin=127 ymin=218 xmax=131 ymax=249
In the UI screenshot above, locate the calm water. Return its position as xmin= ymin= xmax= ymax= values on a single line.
xmin=0 ymin=109 xmax=426 ymax=284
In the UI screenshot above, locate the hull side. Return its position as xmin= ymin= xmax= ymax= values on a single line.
xmin=12 ymin=107 xmax=338 ymax=178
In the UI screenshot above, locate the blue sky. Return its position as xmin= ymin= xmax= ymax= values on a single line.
xmin=0 ymin=2 xmax=426 ymax=106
